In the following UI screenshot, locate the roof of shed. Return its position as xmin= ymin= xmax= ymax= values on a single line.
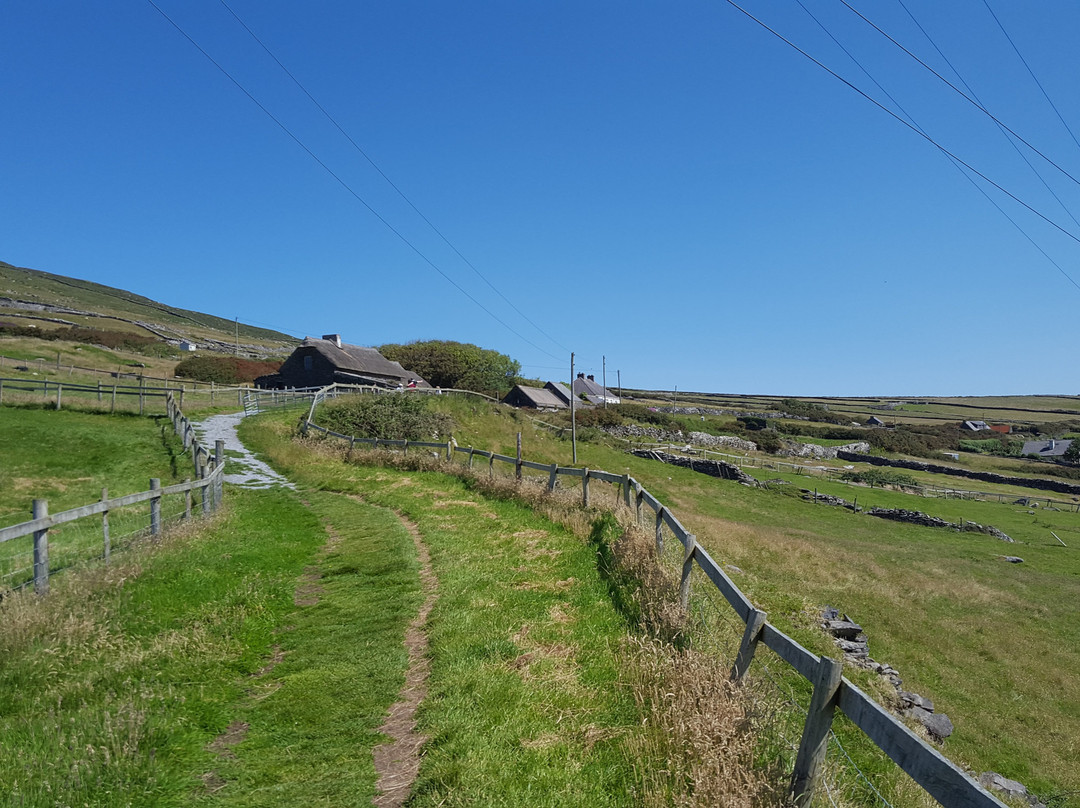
xmin=505 ymin=385 xmax=567 ymax=409
xmin=1021 ymin=438 xmax=1073 ymax=457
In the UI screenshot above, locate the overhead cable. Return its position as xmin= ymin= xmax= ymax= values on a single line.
xmin=722 ymin=0 xmax=1080 ymax=293
xmin=144 ymin=0 xmax=564 ymax=361
xmin=217 ymin=0 xmax=571 ymax=356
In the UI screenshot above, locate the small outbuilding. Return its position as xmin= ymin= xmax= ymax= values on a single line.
xmin=865 ymin=416 xmax=885 ymax=427
xmin=503 ymin=385 xmax=567 ymax=411
xmin=179 ymin=340 xmax=197 ymax=352
xmin=544 ymin=381 xmax=573 ymax=406
xmin=962 ymin=421 xmax=991 ymax=431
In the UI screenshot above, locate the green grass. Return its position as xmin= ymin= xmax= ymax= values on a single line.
xmin=241 ymin=414 xmax=647 ymax=806
xmin=0 ymin=486 xmax=425 ymax=807
xmin=298 ymin=392 xmax=1080 ymax=804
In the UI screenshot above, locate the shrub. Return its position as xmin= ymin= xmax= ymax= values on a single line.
xmin=174 ymin=356 xmax=280 ymax=384
xmin=613 ymin=403 xmax=679 ymax=429
xmin=737 ymin=416 xmax=768 ymax=431
xmin=840 ymin=469 xmax=920 ymax=488
xmin=0 ymin=323 xmax=178 ymax=357
xmin=377 ymin=340 xmax=521 ymax=396
xmin=573 ymin=407 xmax=625 ymax=429
xmin=319 ymin=394 xmax=454 ymax=441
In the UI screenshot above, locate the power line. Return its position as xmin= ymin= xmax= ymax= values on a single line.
xmin=980 ymin=0 xmax=1080 ymax=155
xmin=892 ymin=0 xmax=1080 ymax=231
xmin=797 ymin=0 xmax=1080 ymax=288
xmin=834 ymin=0 xmax=1080 ymax=191
xmin=144 ymin=0 xmax=565 ymax=361
xmin=217 ymin=0 xmax=571 ymax=356
xmin=721 ymin=0 xmax=1080 ymax=294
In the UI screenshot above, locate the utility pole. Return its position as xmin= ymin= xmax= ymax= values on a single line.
xmin=618 ymin=370 xmax=621 ymax=399
xmin=235 ymin=317 xmax=239 ymax=356
xmin=672 ymin=385 xmax=678 ymax=413
xmin=602 ymin=355 xmax=607 ymax=409
xmin=570 ymin=352 xmax=577 ymax=464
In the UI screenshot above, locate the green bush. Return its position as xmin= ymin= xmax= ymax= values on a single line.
xmin=377 ymin=340 xmax=521 ymax=396
xmin=613 ymin=402 xmax=679 ymax=428
xmin=840 ymin=469 xmax=920 ymax=488
xmin=573 ymin=407 xmax=625 ymax=429
xmin=174 ymin=356 xmax=280 ymax=384
xmin=319 ymin=394 xmax=454 ymax=441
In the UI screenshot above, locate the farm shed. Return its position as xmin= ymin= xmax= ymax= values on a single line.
xmin=179 ymin=340 xmax=197 ymax=352
xmin=989 ymin=424 xmax=1011 ymax=434
xmin=962 ymin=420 xmax=991 ymax=431
xmin=255 ymin=334 xmax=429 ymax=390
xmin=865 ymin=416 xmax=885 ymax=426
xmin=503 ymin=384 xmax=567 ymax=411
xmin=545 ymin=381 xmax=573 ymax=406
xmin=1021 ymin=438 xmax=1074 ymax=458
xmin=572 ymin=373 xmax=620 ymax=405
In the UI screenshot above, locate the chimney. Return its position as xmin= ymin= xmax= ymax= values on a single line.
xmin=577 ymin=373 xmax=584 ymax=379
xmin=1050 ymin=439 xmax=1056 ymax=450
xmin=322 ymin=334 xmax=342 ymax=348
xmin=587 ymin=374 xmax=595 ymax=381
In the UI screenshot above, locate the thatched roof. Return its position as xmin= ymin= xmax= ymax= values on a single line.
xmin=304 ymin=337 xmax=428 ymax=386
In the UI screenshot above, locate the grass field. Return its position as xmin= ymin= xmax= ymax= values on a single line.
xmin=318 ymin=392 xmax=1080 ymax=804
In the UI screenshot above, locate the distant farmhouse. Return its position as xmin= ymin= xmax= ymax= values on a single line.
xmin=962 ymin=421 xmax=991 ymax=431
xmin=1021 ymin=438 xmax=1074 ymax=459
xmin=255 ymin=334 xmax=429 ymax=390
xmin=865 ymin=416 xmax=885 ymax=426
xmin=544 ymin=382 xmax=573 ymax=406
xmin=572 ymin=373 xmax=620 ymax=405
xmin=502 ymin=385 xmax=567 ymax=411
xmin=179 ymin=340 xmax=197 ymax=352
xmin=989 ymin=424 xmax=1011 ymax=434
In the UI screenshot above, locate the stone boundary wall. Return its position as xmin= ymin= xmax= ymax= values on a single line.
xmin=836 ymin=451 xmax=1080 ymax=497
xmin=628 ymin=449 xmax=758 ymax=486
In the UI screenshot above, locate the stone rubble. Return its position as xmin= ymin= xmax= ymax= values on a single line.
xmin=628 ymin=449 xmax=758 ymax=486
xmin=821 ymin=606 xmax=953 ymax=742
xmin=866 ymin=508 xmax=1014 ymax=542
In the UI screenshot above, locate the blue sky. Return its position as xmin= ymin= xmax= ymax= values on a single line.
xmin=3 ymin=1 xmax=1079 ymax=396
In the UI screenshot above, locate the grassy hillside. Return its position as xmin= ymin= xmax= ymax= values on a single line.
xmin=0 ymin=261 xmax=296 ymax=351
xmin=300 ymin=392 xmax=1080 ymax=804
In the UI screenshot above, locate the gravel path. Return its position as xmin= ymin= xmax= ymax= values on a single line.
xmin=195 ymin=412 xmax=294 ymax=490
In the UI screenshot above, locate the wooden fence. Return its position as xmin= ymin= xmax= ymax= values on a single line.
xmin=0 ymin=393 xmax=225 ymax=594
xmin=300 ymin=390 xmax=1007 ymax=808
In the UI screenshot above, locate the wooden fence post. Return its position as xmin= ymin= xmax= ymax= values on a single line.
xmin=731 ymin=608 xmax=768 ymax=682
xmin=791 ymin=656 xmax=844 ymax=807
xmin=184 ymin=479 xmax=192 ymax=520
xmin=635 ymin=486 xmax=643 ymax=526
xmin=200 ymin=464 xmax=211 ymax=515
xmin=33 ymin=499 xmax=49 ymax=595
xmin=97 ymin=380 xmax=102 ymax=402
xmin=447 ymin=440 xmax=453 ymax=461
xmin=582 ymin=469 xmax=590 ymax=508
xmin=150 ymin=478 xmax=161 ymax=536
xmin=215 ymin=439 xmax=224 ymax=472
xmin=468 ymin=447 xmax=474 ymax=468
xmin=0 ymin=379 xmax=4 ymax=405
xmin=516 ymin=432 xmax=522 ymax=480
xmin=655 ymin=507 xmax=664 ymax=554
xmin=101 ymin=488 xmax=110 ymax=563
xmin=679 ymin=534 xmax=696 ymax=610
xmin=489 ymin=453 xmax=495 ymax=478
xmin=548 ymin=463 xmax=558 ymax=491
xmin=623 ymin=474 xmax=631 ymax=509
xmin=111 ymin=384 xmax=117 ymax=413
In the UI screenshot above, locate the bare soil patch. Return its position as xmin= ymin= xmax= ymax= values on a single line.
xmin=371 ymin=508 xmax=438 ymax=808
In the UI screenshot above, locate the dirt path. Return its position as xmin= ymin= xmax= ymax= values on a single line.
xmin=372 ymin=509 xmax=438 ymax=808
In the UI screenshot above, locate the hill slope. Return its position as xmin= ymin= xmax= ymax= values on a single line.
xmin=0 ymin=261 xmax=296 ymax=352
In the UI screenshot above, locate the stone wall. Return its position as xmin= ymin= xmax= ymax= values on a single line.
xmin=836 ymin=451 xmax=1080 ymax=497
xmin=628 ymin=449 xmax=758 ymax=486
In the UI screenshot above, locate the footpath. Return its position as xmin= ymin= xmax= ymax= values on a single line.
xmin=195 ymin=411 xmax=294 ymax=489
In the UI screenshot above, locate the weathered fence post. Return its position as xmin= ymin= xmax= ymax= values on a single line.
xmin=635 ymin=486 xmax=643 ymax=526
xmin=731 ymin=608 xmax=768 ymax=682
xmin=489 ymin=453 xmax=495 ymax=478
xmin=655 ymin=507 xmax=664 ymax=554
xmin=210 ymin=381 xmax=215 ymax=405
xmin=0 ymin=379 xmax=4 ymax=405
xmin=215 ymin=439 xmax=224 ymax=472
xmin=33 ymin=499 xmax=49 ymax=595
xmin=548 ymin=463 xmax=558 ymax=491
xmin=468 ymin=447 xmax=474 ymax=468
xmin=97 ymin=380 xmax=102 ymax=402
xmin=139 ymin=377 xmax=145 ymax=415
xmin=623 ymin=474 xmax=631 ymax=509
xmin=200 ymin=463 xmax=211 ymax=515
xmin=184 ymin=478 xmax=192 ymax=519
xmin=516 ymin=432 xmax=522 ymax=480
xmin=446 ymin=440 xmax=453 ymax=461
xmin=791 ymin=656 xmax=844 ymax=806
xmin=150 ymin=478 xmax=162 ymax=536
xmin=55 ymin=383 xmax=62 ymax=410
xmin=101 ymin=488 xmax=110 ymax=563
xmin=110 ymin=384 xmax=117 ymax=413
xmin=179 ymin=387 xmax=185 ymax=410
xmin=582 ymin=469 xmax=590 ymax=508
xmin=679 ymin=533 xmax=696 ymax=610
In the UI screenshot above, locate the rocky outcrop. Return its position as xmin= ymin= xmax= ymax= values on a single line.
xmin=780 ymin=440 xmax=870 ymax=459
xmin=604 ymin=425 xmax=757 ymax=452
xmin=628 ymin=449 xmax=758 ymax=486
xmin=837 ymin=450 xmax=1080 ymax=497
xmin=801 ymin=490 xmax=860 ymax=511
xmin=978 ymin=773 xmax=1046 ymax=808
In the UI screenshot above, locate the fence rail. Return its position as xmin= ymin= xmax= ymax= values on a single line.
xmin=300 ymin=384 xmax=1007 ymax=808
xmin=0 ymin=392 xmax=225 ymax=594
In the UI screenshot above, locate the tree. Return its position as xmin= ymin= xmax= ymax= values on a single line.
xmin=377 ymin=340 xmax=521 ymax=395
xmin=1064 ymin=440 xmax=1080 ymax=464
